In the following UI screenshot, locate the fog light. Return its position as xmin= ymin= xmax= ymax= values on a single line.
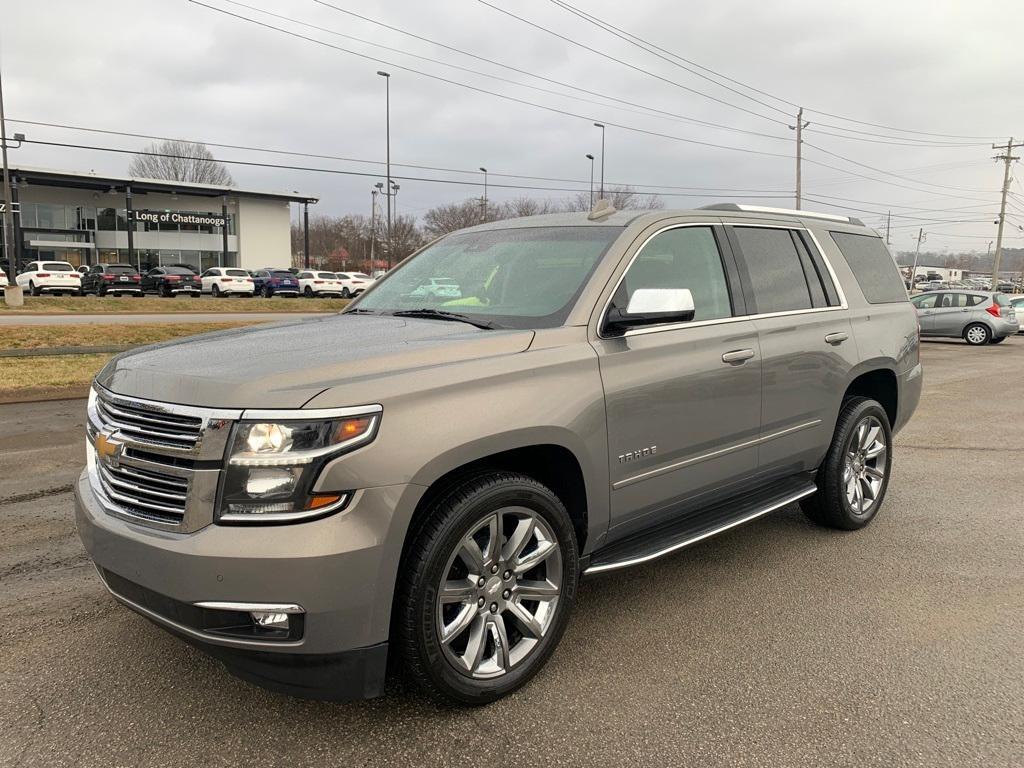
xmin=250 ymin=611 xmax=290 ymax=630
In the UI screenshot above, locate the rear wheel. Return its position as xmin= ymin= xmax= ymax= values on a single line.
xmin=29 ymin=281 xmax=40 ymax=297
xmin=964 ymin=323 xmax=991 ymax=345
xmin=211 ymin=284 xmax=221 ymax=298
xmin=304 ymin=286 xmax=314 ymax=297
xmin=801 ymin=397 xmax=892 ymax=530
xmin=396 ymin=472 xmax=578 ymax=705
xmin=341 ymin=287 xmax=351 ymax=299
xmin=161 ymin=285 xmax=172 ymax=298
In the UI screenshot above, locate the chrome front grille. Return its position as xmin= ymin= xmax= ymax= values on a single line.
xmin=95 ymin=460 xmax=189 ymax=525
xmin=95 ymin=391 xmax=203 ymax=450
xmin=87 ymin=386 xmax=242 ymax=532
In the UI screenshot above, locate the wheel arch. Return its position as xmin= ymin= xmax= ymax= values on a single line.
xmin=842 ymin=365 xmax=898 ymax=427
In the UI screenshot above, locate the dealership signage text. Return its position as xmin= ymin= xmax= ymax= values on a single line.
xmin=130 ymin=209 xmax=226 ymax=227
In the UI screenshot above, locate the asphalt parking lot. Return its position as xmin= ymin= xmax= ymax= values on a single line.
xmin=1 ymin=340 xmax=1021 ymax=767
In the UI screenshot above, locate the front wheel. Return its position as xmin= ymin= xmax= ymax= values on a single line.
xmin=964 ymin=323 xmax=991 ymax=346
xmin=396 ymin=472 xmax=578 ymax=706
xmin=801 ymin=397 xmax=893 ymax=530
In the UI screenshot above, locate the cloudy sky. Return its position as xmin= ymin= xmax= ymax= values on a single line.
xmin=3 ymin=0 xmax=1023 ymax=254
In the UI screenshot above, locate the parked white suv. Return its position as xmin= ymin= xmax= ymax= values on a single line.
xmin=16 ymin=261 xmax=82 ymax=295
xmin=297 ymin=270 xmax=344 ymax=297
xmin=201 ymin=267 xmax=255 ymax=297
xmin=0 ymin=266 xmax=8 ymax=292
xmin=336 ymin=272 xmax=375 ymax=298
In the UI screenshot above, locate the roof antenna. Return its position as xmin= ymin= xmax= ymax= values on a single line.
xmin=588 ymin=198 xmax=616 ymax=221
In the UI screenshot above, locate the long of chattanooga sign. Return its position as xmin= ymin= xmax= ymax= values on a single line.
xmin=129 ymin=209 xmax=227 ymax=227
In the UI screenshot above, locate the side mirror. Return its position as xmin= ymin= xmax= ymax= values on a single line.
xmin=605 ymin=288 xmax=696 ymax=334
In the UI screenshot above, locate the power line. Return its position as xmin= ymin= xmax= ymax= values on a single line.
xmin=21 ymin=137 xmax=799 ymax=201
xmin=543 ymin=0 xmax=1002 ymax=141
xmin=475 ymin=0 xmax=789 ymax=127
xmin=10 ymin=117 xmax=795 ymax=194
xmin=187 ymin=1 xmax=798 ymax=163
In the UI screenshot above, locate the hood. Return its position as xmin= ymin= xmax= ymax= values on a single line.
xmin=97 ymin=314 xmax=535 ymax=408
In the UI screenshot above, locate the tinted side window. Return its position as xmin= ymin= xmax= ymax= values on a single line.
xmin=830 ymin=232 xmax=908 ymax=304
xmin=731 ymin=227 xmax=812 ymax=314
xmin=966 ymin=294 xmax=985 ymax=306
xmin=613 ymin=226 xmax=733 ymax=322
xmin=939 ymin=293 xmax=968 ymax=308
xmin=912 ymin=294 xmax=938 ymax=309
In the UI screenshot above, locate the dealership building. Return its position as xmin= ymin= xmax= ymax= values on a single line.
xmin=1 ymin=166 xmax=316 ymax=274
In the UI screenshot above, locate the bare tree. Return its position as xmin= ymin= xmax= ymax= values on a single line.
xmin=562 ymin=185 xmax=663 ymax=211
xmin=422 ymin=199 xmax=502 ymax=237
xmin=128 ymin=140 xmax=234 ymax=185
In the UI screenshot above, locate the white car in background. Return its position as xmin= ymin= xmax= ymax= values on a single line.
xmin=0 ymin=266 xmax=7 ymax=292
xmin=16 ymin=260 xmax=82 ymax=295
xmin=200 ymin=267 xmax=255 ymax=297
xmin=1009 ymin=295 xmax=1024 ymax=333
xmin=336 ymin=272 xmax=375 ymax=298
xmin=296 ymin=270 xmax=344 ymax=297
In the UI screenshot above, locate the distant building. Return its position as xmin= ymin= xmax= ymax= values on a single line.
xmin=1 ymin=166 xmax=316 ymax=273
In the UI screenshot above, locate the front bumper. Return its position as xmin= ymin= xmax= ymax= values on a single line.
xmin=75 ymin=469 xmax=425 ymax=699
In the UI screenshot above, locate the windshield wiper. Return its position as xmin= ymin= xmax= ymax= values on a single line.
xmin=343 ymin=307 xmax=377 ymax=314
xmin=391 ymin=309 xmax=499 ymax=329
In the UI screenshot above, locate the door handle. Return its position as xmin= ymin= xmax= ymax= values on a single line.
xmin=824 ymin=332 xmax=849 ymax=345
xmin=721 ymin=348 xmax=755 ymax=364
xmin=960 ymin=308 xmax=969 ymax=312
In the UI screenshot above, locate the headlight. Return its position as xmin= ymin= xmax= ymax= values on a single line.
xmin=217 ymin=411 xmax=380 ymax=524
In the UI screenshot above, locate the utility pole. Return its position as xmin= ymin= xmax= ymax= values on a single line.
xmin=0 ymin=58 xmax=20 ymax=306
xmin=789 ymin=107 xmax=810 ymax=210
xmin=911 ymin=228 xmax=926 ymax=288
xmin=585 ymin=153 xmax=595 ymax=209
xmin=990 ymin=137 xmax=1021 ymax=291
xmin=593 ymin=123 xmax=605 ymax=200
xmin=370 ymin=186 xmax=380 ymax=270
xmin=885 ymin=210 xmax=891 ymax=246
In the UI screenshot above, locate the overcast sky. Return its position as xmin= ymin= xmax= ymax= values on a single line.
xmin=3 ymin=0 xmax=1023 ymax=253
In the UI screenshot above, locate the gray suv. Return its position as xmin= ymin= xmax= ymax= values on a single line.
xmin=76 ymin=204 xmax=922 ymax=705
xmin=910 ymin=290 xmax=1019 ymax=344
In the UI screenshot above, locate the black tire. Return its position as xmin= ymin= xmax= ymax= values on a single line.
xmin=303 ymin=286 xmax=314 ymax=297
xmin=161 ymin=285 xmax=172 ymax=298
xmin=396 ymin=472 xmax=579 ymax=706
xmin=29 ymin=281 xmax=40 ymax=297
xmin=98 ymin=286 xmax=107 ymax=297
xmin=963 ymin=323 xmax=991 ymax=346
xmin=341 ymin=287 xmax=351 ymax=299
xmin=801 ymin=396 xmax=893 ymax=531
xmin=211 ymin=284 xmax=221 ymax=298
xmin=260 ymin=286 xmax=270 ymax=298
xmin=990 ymin=336 xmax=1006 ymax=344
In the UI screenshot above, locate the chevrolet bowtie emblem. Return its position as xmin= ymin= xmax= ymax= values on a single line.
xmin=95 ymin=430 xmax=124 ymax=466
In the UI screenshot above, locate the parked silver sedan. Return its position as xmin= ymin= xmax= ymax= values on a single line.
xmin=911 ymin=290 xmax=1019 ymax=345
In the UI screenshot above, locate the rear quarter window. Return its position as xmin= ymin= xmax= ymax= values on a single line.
xmin=829 ymin=232 xmax=908 ymax=304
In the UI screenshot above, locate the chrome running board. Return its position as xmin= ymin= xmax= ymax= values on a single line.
xmin=584 ymin=477 xmax=816 ymax=575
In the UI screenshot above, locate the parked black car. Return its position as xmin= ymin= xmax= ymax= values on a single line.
xmin=141 ymin=266 xmax=201 ymax=297
xmin=82 ymin=263 xmax=143 ymax=296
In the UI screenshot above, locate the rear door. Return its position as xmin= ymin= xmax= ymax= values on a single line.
xmin=592 ymin=222 xmax=762 ymax=540
xmin=726 ymin=224 xmax=859 ymax=478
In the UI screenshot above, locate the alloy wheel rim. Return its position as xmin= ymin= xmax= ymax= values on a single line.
xmin=436 ymin=507 xmax=562 ymax=680
xmin=844 ymin=416 xmax=887 ymax=515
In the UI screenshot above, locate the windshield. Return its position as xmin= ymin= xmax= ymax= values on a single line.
xmin=352 ymin=226 xmax=619 ymax=329
xmin=43 ymin=262 xmax=74 ymax=271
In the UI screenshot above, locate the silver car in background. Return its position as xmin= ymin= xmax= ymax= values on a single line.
xmin=911 ymin=290 xmax=1019 ymax=344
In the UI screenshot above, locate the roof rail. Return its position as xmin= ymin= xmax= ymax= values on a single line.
xmin=699 ymin=203 xmax=864 ymax=227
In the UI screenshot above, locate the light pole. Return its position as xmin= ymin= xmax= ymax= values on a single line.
xmin=0 ymin=59 xmax=20 ymax=305
xmin=377 ymin=71 xmax=392 ymax=269
xmin=479 ymin=167 xmax=488 ymax=221
xmin=585 ymin=153 xmax=595 ymax=209
xmin=390 ymin=181 xmax=400 ymax=220
xmin=593 ymin=123 xmax=605 ymax=200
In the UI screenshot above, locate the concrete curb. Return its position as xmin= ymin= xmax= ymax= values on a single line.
xmin=0 ymin=346 xmax=130 ymax=358
xmin=0 ymin=386 xmax=91 ymax=404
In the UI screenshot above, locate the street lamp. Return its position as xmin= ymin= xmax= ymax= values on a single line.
xmin=593 ymin=123 xmax=605 ymax=200
xmin=479 ymin=167 xmax=488 ymax=221
xmin=370 ymin=186 xmax=381 ymax=268
xmin=390 ymin=181 xmax=400 ymax=219
xmin=585 ymin=153 xmax=595 ymax=209
xmin=377 ymin=71 xmax=392 ymax=269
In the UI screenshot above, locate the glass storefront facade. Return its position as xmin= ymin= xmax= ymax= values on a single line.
xmin=15 ymin=202 xmax=237 ymax=272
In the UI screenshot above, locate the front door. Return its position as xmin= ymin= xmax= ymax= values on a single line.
xmin=592 ymin=224 xmax=762 ymax=541
xmin=930 ymin=292 xmax=971 ymax=336
xmin=911 ymin=293 xmax=940 ymax=334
